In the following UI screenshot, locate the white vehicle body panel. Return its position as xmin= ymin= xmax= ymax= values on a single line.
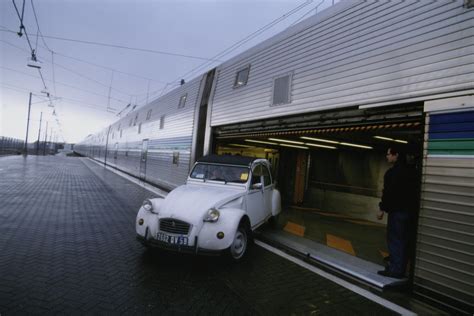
xmin=135 ymin=157 xmax=281 ymax=255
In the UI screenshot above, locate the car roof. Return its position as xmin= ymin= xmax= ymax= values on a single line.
xmin=196 ymin=155 xmax=260 ymax=167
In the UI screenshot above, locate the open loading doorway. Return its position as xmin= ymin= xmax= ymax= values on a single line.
xmin=213 ymin=104 xmax=424 ymax=267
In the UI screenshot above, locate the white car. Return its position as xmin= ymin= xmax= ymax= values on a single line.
xmin=136 ymin=155 xmax=281 ymax=260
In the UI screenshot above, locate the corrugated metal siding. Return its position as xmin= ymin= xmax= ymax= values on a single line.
xmin=210 ymin=0 xmax=474 ymax=126
xmin=414 ymin=110 xmax=474 ymax=312
xmin=75 ymin=75 xmax=204 ymax=189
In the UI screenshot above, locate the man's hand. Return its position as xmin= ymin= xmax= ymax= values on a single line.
xmin=377 ymin=210 xmax=384 ymax=220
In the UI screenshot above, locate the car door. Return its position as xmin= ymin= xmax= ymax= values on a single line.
xmin=245 ymin=164 xmax=266 ymax=227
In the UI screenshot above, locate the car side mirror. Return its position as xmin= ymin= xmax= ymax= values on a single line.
xmin=251 ymin=183 xmax=263 ymax=190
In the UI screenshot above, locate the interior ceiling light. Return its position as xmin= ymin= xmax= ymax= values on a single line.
xmin=394 ymin=139 xmax=408 ymax=144
xmin=340 ymin=142 xmax=373 ymax=149
xmin=279 ymin=143 xmax=309 ymax=149
xmin=304 ymin=143 xmax=336 ymax=149
xmin=374 ymin=136 xmax=393 ymax=141
xmin=269 ymin=138 xmax=304 ymax=145
xmin=228 ymin=143 xmax=254 ymax=148
xmin=374 ymin=135 xmax=408 ymax=144
xmin=300 ymin=136 xmax=339 ymax=144
xmin=245 ymin=139 xmax=278 ymax=145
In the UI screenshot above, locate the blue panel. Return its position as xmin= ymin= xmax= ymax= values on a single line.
xmin=430 ymin=111 xmax=474 ymax=124
xmin=429 ymin=131 xmax=474 ymax=139
xmin=429 ymin=122 xmax=474 ymax=133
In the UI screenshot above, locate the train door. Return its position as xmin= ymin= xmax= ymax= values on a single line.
xmin=113 ymin=143 xmax=118 ymax=164
xmin=140 ymin=139 xmax=148 ymax=180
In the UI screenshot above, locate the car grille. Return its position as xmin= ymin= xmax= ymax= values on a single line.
xmin=159 ymin=218 xmax=191 ymax=235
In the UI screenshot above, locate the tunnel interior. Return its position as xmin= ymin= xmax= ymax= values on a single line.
xmin=213 ymin=118 xmax=424 ymax=264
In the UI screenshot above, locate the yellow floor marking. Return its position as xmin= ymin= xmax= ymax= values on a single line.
xmin=283 ymin=221 xmax=306 ymax=237
xmin=326 ymin=234 xmax=356 ymax=256
xmin=379 ymin=250 xmax=389 ymax=258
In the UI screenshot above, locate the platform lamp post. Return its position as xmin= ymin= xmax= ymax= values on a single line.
xmin=23 ymin=92 xmax=32 ymax=155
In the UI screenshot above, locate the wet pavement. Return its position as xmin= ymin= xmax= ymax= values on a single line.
xmin=0 ymin=155 xmax=432 ymax=314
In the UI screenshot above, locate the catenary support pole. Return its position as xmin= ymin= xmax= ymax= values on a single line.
xmin=24 ymin=92 xmax=32 ymax=155
xmin=36 ymin=112 xmax=42 ymax=155
xmin=43 ymin=121 xmax=48 ymax=155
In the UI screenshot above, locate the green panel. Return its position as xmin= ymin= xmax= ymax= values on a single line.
xmin=428 ymin=139 xmax=474 ymax=153
xmin=428 ymin=150 xmax=474 ymax=155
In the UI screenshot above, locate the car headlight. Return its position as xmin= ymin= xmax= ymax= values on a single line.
xmin=203 ymin=208 xmax=220 ymax=222
xmin=142 ymin=199 xmax=154 ymax=213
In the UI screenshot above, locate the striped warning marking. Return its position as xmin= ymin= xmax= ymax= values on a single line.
xmin=283 ymin=221 xmax=305 ymax=237
xmin=326 ymin=234 xmax=356 ymax=256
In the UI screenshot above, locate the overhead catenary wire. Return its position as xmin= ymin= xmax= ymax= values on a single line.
xmin=11 ymin=0 xmax=61 ymax=131
xmin=0 ymin=26 xmax=168 ymax=85
xmin=290 ymin=0 xmax=327 ymax=27
xmin=0 ymin=29 xmax=224 ymax=62
xmin=30 ymin=0 xmax=53 ymax=52
xmin=0 ymin=38 xmax=138 ymax=99
xmin=0 ymin=65 xmax=129 ymax=104
xmin=134 ymin=0 xmax=315 ymax=104
xmin=146 ymin=0 xmax=314 ymax=99
xmin=177 ymin=0 xmax=314 ymax=82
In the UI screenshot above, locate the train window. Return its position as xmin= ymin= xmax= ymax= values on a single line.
xmin=160 ymin=115 xmax=165 ymax=129
xmin=178 ymin=94 xmax=187 ymax=109
xmin=234 ymin=65 xmax=250 ymax=88
xmin=138 ymin=123 xmax=142 ymax=134
xmin=272 ymin=72 xmax=293 ymax=106
xmin=146 ymin=109 xmax=152 ymax=120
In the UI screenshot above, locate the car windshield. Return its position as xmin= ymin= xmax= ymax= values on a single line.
xmin=190 ymin=163 xmax=249 ymax=184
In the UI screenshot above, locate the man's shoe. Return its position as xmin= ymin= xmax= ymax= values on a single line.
xmin=377 ymin=270 xmax=404 ymax=279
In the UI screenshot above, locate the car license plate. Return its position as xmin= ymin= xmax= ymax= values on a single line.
xmin=156 ymin=232 xmax=189 ymax=245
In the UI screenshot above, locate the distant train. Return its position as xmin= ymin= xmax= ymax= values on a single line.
xmin=75 ymin=1 xmax=474 ymax=313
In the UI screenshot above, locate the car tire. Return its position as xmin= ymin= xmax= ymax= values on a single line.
xmin=227 ymin=223 xmax=249 ymax=261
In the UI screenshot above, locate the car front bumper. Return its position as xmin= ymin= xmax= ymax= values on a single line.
xmin=136 ymin=229 xmax=221 ymax=256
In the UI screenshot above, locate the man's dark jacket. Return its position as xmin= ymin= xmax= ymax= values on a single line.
xmin=379 ymin=162 xmax=418 ymax=213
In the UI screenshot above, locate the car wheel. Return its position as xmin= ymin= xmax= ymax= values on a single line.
xmin=228 ymin=224 xmax=249 ymax=261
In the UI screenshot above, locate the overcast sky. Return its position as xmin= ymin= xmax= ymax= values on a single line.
xmin=1 ymin=0 xmax=337 ymax=143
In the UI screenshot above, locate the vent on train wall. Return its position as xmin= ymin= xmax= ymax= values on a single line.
xmin=414 ymin=110 xmax=474 ymax=314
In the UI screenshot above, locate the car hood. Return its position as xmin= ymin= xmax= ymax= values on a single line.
xmin=159 ymin=183 xmax=245 ymax=224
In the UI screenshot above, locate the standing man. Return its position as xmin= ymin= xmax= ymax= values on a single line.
xmin=377 ymin=147 xmax=417 ymax=279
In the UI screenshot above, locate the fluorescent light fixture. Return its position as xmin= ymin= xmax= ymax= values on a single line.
xmin=340 ymin=142 xmax=373 ymax=149
xmin=245 ymin=139 xmax=278 ymax=145
xmin=304 ymin=143 xmax=336 ymax=149
xmin=279 ymin=144 xmax=309 ymax=149
xmin=269 ymin=138 xmax=304 ymax=145
xmin=394 ymin=139 xmax=408 ymax=144
xmin=374 ymin=135 xmax=408 ymax=144
xmin=374 ymin=136 xmax=393 ymax=141
xmin=300 ymin=136 xmax=338 ymax=144
xmin=228 ymin=143 xmax=254 ymax=148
